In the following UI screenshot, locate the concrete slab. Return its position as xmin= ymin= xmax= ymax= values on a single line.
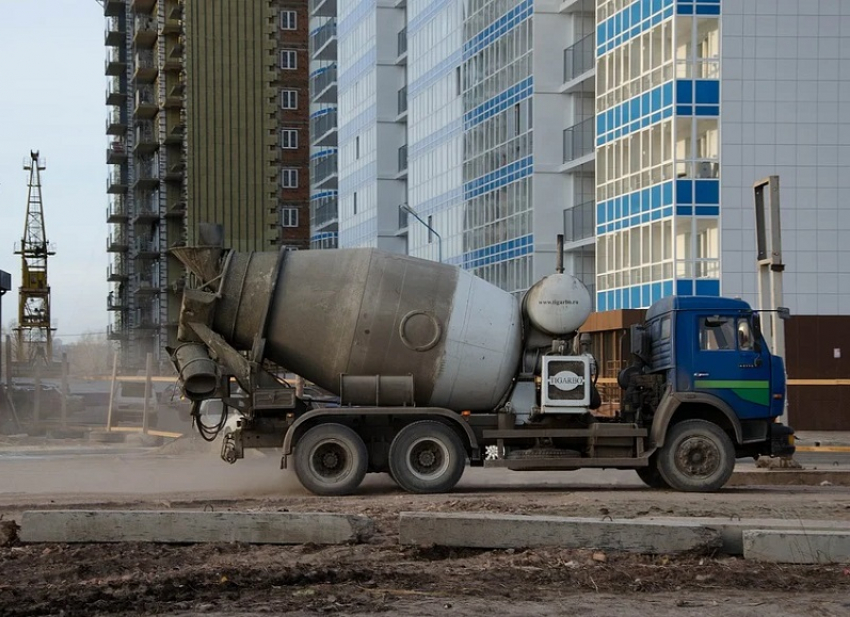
xmin=399 ymin=512 xmax=721 ymax=554
xmin=20 ymin=510 xmax=374 ymax=545
xmin=728 ymin=469 xmax=850 ymax=487
xmin=644 ymin=517 xmax=849 ymax=555
xmin=743 ymin=529 xmax=850 ymax=564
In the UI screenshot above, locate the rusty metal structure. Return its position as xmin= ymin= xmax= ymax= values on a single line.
xmin=13 ymin=152 xmax=55 ymax=369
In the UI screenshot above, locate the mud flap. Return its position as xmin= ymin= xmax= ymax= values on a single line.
xmin=769 ymin=423 xmax=795 ymax=458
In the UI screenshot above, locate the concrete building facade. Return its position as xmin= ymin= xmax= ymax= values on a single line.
xmin=104 ymin=0 xmax=310 ymax=369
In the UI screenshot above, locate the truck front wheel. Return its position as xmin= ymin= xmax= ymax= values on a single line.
xmin=293 ymin=423 xmax=368 ymax=496
xmin=389 ymin=421 xmax=466 ymax=494
xmin=657 ymin=420 xmax=735 ymax=492
xmin=635 ymin=455 xmax=670 ymax=489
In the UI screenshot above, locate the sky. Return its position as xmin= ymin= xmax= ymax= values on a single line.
xmin=0 ymin=0 xmax=109 ymax=340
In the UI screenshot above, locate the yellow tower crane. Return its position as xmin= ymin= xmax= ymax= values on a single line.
xmin=13 ymin=151 xmax=56 ymax=370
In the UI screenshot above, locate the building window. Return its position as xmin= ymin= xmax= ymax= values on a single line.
xmin=355 ymin=135 xmax=360 ymax=159
xmin=279 ymin=10 xmax=297 ymax=30
xmin=281 ymin=206 xmax=299 ymax=227
xmin=353 ymin=192 xmax=357 ymax=215
xmin=281 ymin=168 xmax=298 ymax=188
xmin=280 ymin=129 xmax=298 ymax=149
xmin=280 ymin=50 xmax=297 ymax=70
xmin=280 ymin=89 xmax=298 ymax=109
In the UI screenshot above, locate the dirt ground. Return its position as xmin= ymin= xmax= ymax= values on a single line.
xmin=1 ymin=439 xmax=849 ymax=616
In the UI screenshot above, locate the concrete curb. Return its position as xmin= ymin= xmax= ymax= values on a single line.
xmin=399 ymin=512 xmax=722 ymax=554
xmin=729 ymin=470 xmax=850 ymax=487
xmin=743 ymin=529 xmax=850 ymax=564
xmin=20 ymin=510 xmax=375 ymax=545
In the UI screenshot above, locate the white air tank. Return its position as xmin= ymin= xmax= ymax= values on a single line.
xmin=523 ymin=273 xmax=592 ymax=336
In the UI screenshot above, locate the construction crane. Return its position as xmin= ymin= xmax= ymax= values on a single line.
xmin=13 ymin=151 xmax=56 ymax=370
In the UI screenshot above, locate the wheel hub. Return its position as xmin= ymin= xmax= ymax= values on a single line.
xmin=676 ymin=437 xmax=719 ymax=476
xmin=312 ymin=442 xmax=347 ymax=478
xmin=409 ymin=439 xmax=446 ymax=478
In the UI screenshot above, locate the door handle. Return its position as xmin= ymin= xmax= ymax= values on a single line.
xmin=694 ymin=372 xmax=709 ymax=378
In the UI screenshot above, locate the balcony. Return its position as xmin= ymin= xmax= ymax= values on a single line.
xmin=165 ymin=111 xmax=185 ymax=144
xmin=562 ymin=117 xmax=595 ymax=167
xmin=134 ymin=50 xmax=158 ymax=83
xmin=311 ymin=194 xmax=338 ymax=229
xmin=397 ymin=86 xmax=407 ymax=117
xmin=134 ymin=196 xmax=159 ymax=223
xmin=135 ymin=238 xmax=159 ymax=259
xmin=311 ymin=20 xmax=336 ymax=61
xmin=162 ymin=10 xmax=181 ymax=34
xmin=134 ymin=86 xmax=158 ymax=119
xmin=309 ymin=0 xmax=336 ymax=17
xmin=563 ymin=200 xmax=596 ymax=244
xmin=107 ymin=195 xmax=128 ymax=222
xmin=134 ymin=122 xmax=158 ymax=155
xmin=310 ymin=150 xmax=338 ymax=189
xmin=134 ymin=274 xmax=160 ymax=294
xmin=106 ymin=77 xmax=126 ymax=105
xmin=398 ymin=205 xmax=408 ymax=230
xmin=562 ymin=32 xmax=595 ymax=93
xmin=105 ymin=16 xmax=124 ymax=46
xmin=164 ymin=161 xmax=184 ymax=182
xmin=132 ymin=0 xmax=156 ymax=14
xmin=134 ymin=16 xmax=157 ymax=48
xmin=164 ymin=40 xmax=183 ymax=72
xmin=133 ymin=163 xmax=159 ymax=191
xmin=106 ymin=139 xmax=127 ymax=164
xmin=107 ymin=169 xmax=129 ymax=194
xmin=165 ymin=198 xmax=186 ymax=219
xmin=104 ymin=0 xmax=124 ymax=17
xmin=106 ymin=109 xmax=127 ymax=135
xmin=310 ymin=65 xmax=337 ymax=104
xmin=398 ymin=144 xmax=407 ymax=174
xmin=107 ymin=232 xmax=130 ymax=252
xmin=165 ymin=79 xmax=184 ymax=108
xmin=135 ymin=312 xmax=160 ymax=330
xmin=310 ymin=109 xmax=337 ymax=147
xmin=107 ymin=323 xmax=129 ymax=341
xmin=105 ymin=47 xmax=127 ymax=76
xmin=107 ymin=292 xmax=129 ymax=311
xmin=107 ymin=263 xmax=129 ymax=282
xmin=397 ymin=28 xmax=407 ymax=61
xmin=559 ymin=0 xmax=594 ymax=13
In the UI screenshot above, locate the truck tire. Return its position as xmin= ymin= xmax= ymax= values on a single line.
xmin=657 ymin=419 xmax=735 ymax=492
xmin=293 ymin=423 xmax=368 ymax=496
xmin=635 ymin=455 xmax=670 ymax=489
xmin=389 ymin=421 xmax=466 ymax=494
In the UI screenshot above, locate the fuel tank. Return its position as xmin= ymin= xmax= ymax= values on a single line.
xmin=185 ymin=248 xmax=523 ymax=412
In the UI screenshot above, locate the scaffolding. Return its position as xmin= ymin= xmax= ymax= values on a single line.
xmin=13 ymin=151 xmax=56 ymax=370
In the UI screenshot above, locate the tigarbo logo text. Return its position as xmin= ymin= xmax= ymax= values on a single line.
xmin=537 ymin=300 xmax=581 ymax=306
xmin=548 ymin=370 xmax=584 ymax=392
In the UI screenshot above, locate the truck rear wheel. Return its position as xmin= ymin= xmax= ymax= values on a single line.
xmin=389 ymin=421 xmax=466 ymax=494
xmin=657 ymin=419 xmax=735 ymax=492
xmin=293 ymin=423 xmax=368 ymax=496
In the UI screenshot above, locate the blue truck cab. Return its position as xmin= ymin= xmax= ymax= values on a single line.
xmin=621 ymin=296 xmax=795 ymax=491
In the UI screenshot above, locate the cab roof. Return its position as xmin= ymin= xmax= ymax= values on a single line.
xmin=646 ymin=295 xmax=753 ymax=321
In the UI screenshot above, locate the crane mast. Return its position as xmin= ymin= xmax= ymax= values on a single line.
xmin=13 ymin=151 xmax=55 ymax=369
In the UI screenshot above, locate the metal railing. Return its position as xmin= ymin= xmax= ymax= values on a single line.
xmin=398 ymin=86 xmax=407 ymax=115
xmin=563 ymin=117 xmax=594 ymax=163
xmin=398 ymin=27 xmax=407 ymax=56
xmin=310 ymin=109 xmax=337 ymax=139
xmin=108 ymin=169 xmax=127 ymax=188
xmin=398 ymin=144 xmax=408 ymax=172
xmin=563 ymin=200 xmax=595 ymax=242
xmin=135 ymin=49 xmax=155 ymax=70
xmin=136 ymin=85 xmax=155 ymax=106
xmin=563 ymin=32 xmax=595 ymax=83
xmin=136 ymin=237 xmax=157 ymax=254
xmin=107 ymin=47 xmax=125 ymax=65
xmin=136 ymin=160 xmax=156 ymax=181
xmin=311 ymin=151 xmax=338 ymax=185
xmin=136 ymin=121 xmax=156 ymax=144
xmin=311 ymin=195 xmax=338 ymax=228
xmin=310 ymin=65 xmax=337 ymax=97
xmin=312 ymin=19 xmax=336 ymax=52
xmin=108 ymin=196 xmax=126 ymax=218
xmin=134 ymin=16 xmax=156 ymax=37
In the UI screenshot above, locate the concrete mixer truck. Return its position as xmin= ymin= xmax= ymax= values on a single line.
xmin=169 ymin=229 xmax=794 ymax=496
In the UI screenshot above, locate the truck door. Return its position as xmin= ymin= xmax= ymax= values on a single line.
xmin=691 ymin=314 xmax=772 ymax=420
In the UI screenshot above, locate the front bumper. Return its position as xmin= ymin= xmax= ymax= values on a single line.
xmin=769 ymin=423 xmax=796 ymax=458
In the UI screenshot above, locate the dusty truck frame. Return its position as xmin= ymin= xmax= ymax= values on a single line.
xmin=169 ymin=233 xmax=794 ymax=496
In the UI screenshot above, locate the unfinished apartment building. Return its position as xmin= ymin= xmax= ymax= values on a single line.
xmin=104 ymin=0 xmax=310 ymax=370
